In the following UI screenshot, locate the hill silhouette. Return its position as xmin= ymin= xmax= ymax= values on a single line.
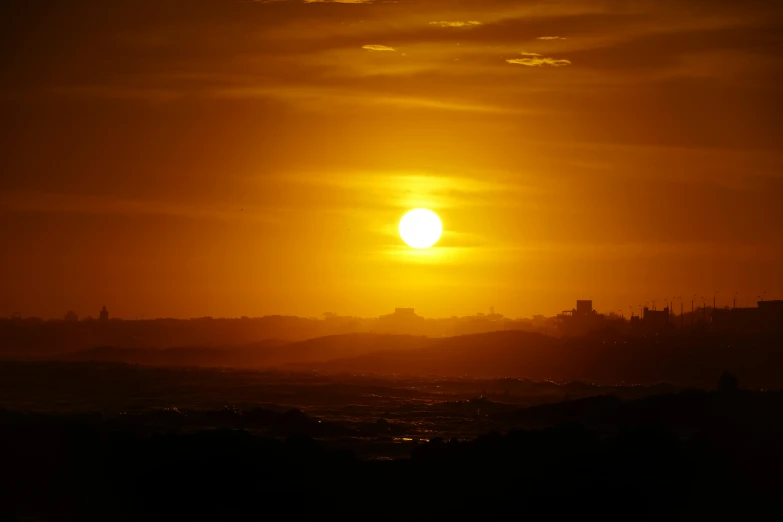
xmin=289 ymin=330 xmax=783 ymax=388
xmin=261 ymin=332 xmax=431 ymax=366
xmin=291 ymin=330 xmax=555 ymax=374
xmin=60 ymin=339 xmax=288 ymax=367
xmin=32 ymin=329 xmax=783 ymax=388
xmin=59 ymin=333 xmax=431 ymax=369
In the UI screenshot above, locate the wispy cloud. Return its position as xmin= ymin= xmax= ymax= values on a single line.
xmin=429 ymin=21 xmax=483 ymax=28
xmin=507 ymin=51 xmax=571 ymax=67
xmin=537 ymin=36 xmax=567 ymax=40
xmin=362 ymin=44 xmax=396 ymax=52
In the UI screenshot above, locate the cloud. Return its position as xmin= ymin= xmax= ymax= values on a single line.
xmin=537 ymin=36 xmax=567 ymax=40
xmin=429 ymin=21 xmax=483 ymax=28
xmin=506 ymin=57 xmax=571 ymax=67
xmin=507 ymin=52 xmax=571 ymax=67
xmin=362 ymin=44 xmax=396 ymax=52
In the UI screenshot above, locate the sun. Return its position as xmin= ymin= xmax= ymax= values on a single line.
xmin=399 ymin=208 xmax=443 ymax=249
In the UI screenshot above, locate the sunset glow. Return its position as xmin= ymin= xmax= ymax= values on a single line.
xmin=1 ymin=3 xmax=783 ymax=518
xmin=399 ymin=209 xmax=443 ymax=249
xmin=0 ymin=0 xmax=780 ymax=321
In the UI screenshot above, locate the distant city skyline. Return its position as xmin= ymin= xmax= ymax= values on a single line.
xmin=9 ymin=294 xmax=781 ymax=322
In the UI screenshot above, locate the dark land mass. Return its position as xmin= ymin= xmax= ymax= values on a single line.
xmin=0 ymin=316 xmax=328 ymax=355
xmin=58 ymin=332 xmax=431 ymax=369
xmin=0 ymin=369 xmax=780 ymax=521
xmin=18 ymin=330 xmax=783 ymax=389
xmin=291 ymin=330 xmax=783 ymax=389
xmin=2 ymin=326 xmax=782 ymax=520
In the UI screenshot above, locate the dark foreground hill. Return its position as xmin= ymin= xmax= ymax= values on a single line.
xmin=59 ymin=333 xmax=430 ymax=368
xmin=34 ymin=330 xmax=783 ymax=388
xmin=293 ymin=330 xmax=783 ymax=388
xmin=60 ymin=339 xmax=288 ymax=367
xmin=1 ymin=386 xmax=782 ymax=521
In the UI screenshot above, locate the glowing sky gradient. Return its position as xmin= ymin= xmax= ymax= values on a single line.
xmin=1 ymin=0 xmax=782 ymax=319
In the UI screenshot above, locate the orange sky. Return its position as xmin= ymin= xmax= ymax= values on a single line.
xmin=1 ymin=0 xmax=782 ymax=320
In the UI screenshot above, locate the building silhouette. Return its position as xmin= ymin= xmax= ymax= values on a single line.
xmin=376 ymin=308 xmax=427 ymax=335
xmin=643 ymin=306 xmax=670 ymax=332
xmin=557 ymin=300 xmax=605 ymax=336
xmin=99 ymin=306 xmax=109 ymax=322
xmin=712 ymin=300 xmax=783 ymax=334
xmin=576 ymin=300 xmax=593 ymax=317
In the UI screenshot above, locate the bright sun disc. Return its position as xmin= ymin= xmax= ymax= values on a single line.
xmin=399 ymin=208 xmax=443 ymax=249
